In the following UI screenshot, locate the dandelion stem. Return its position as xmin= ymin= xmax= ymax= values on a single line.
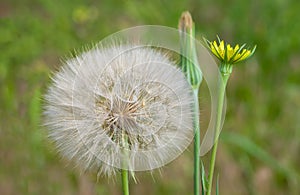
xmin=121 ymin=134 xmax=130 ymax=195
xmin=206 ymin=73 xmax=229 ymax=195
xmin=121 ymin=169 xmax=129 ymax=195
xmin=193 ymin=89 xmax=200 ymax=195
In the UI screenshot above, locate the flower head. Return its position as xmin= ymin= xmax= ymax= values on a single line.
xmin=204 ymin=36 xmax=256 ymax=65
xmin=43 ymin=44 xmax=194 ymax=177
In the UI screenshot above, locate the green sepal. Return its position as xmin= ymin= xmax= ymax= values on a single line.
xmin=179 ymin=22 xmax=202 ymax=89
xmin=219 ymin=63 xmax=233 ymax=76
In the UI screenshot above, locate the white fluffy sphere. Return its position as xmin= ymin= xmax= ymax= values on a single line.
xmin=44 ymin=44 xmax=194 ymax=176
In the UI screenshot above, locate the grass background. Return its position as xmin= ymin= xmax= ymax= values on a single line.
xmin=1 ymin=0 xmax=300 ymax=194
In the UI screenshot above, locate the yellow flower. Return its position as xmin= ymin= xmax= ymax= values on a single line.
xmin=204 ymin=36 xmax=256 ymax=64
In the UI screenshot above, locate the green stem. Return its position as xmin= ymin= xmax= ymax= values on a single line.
xmin=121 ymin=134 xmax=130 ymax=195
xmin=193 ymin=89 xmax=200 ymax=195
xmin=178 ymin=12 xmax=202 ymax=195
xmin=121 ymin=169 xmax=129 ymax=195
xmin=206 ymin=73 xmax=229 ymax=195
xmin=206 ymin=135 xmax=219 ymax=195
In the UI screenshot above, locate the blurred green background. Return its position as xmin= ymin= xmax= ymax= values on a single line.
xmin=1 ymin=0 xmax=300 ymax=194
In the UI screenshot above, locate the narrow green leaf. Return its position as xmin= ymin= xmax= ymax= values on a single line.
xmin=216 ymin=174 xmax=219 ymax=195
xmin=201 ymin=161 xmax=208 ymax=195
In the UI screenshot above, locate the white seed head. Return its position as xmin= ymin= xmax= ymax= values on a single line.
xmin=43 ymin=44 xmax=194 ymax=177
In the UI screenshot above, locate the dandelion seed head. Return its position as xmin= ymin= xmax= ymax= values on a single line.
xmin=44 ymin=43 xmax=194 ymax=177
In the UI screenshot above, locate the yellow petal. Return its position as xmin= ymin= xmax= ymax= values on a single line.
xmin=227 ymin=44 xmax=233 ymax=51
xmin=219 ymin=41 xmax=225 ymax=51
xmin=211 ymin=42 xmax=219 ymax=57
xmin=234 ymin=44 xmax=239 ymax=52
xmin=213 ymin=41 xmax=218 ymax=50
xmin=238 ymin=50 xmax=251 ymax=61
xmin=226 ymin=44 xmax=234 ymax=60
